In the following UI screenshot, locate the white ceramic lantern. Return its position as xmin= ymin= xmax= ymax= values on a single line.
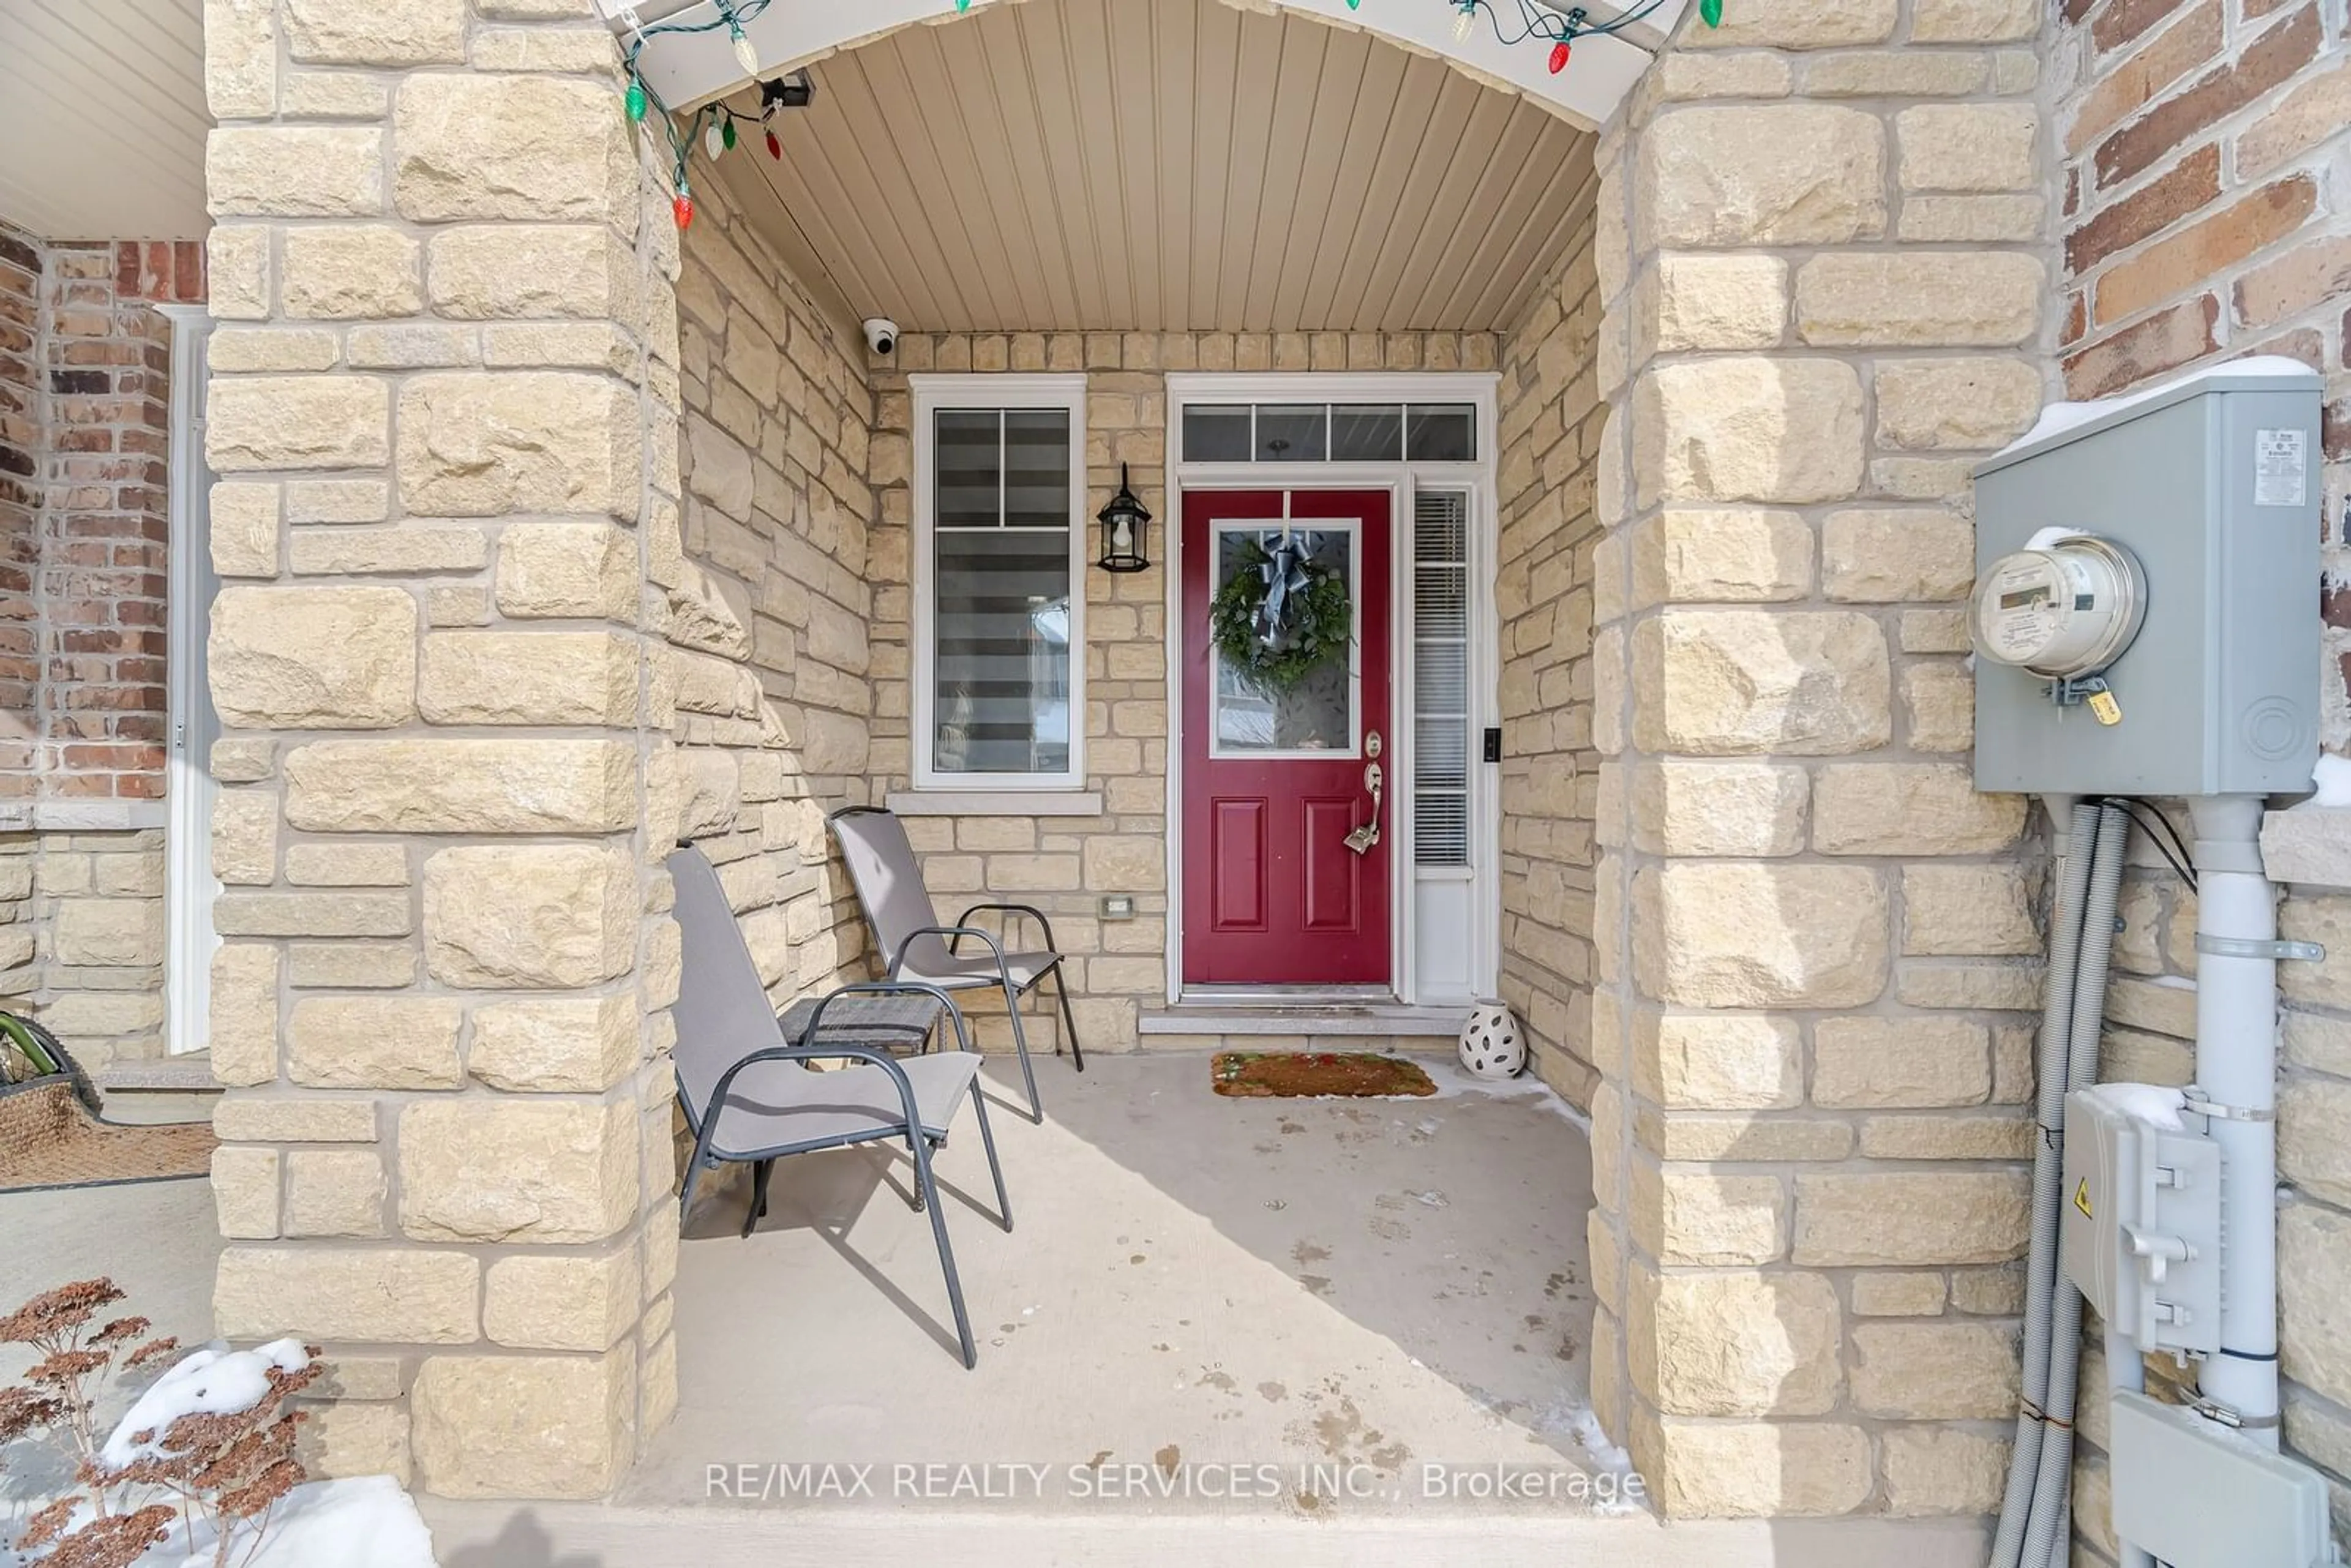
xmin=1458 ymin=1003 xmax=1526 ymax=1080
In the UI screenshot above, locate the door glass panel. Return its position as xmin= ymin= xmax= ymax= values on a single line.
xmin=1212 ymin=525 xmax=1355 ymax=755
xmin=1183 ymin=405 xmax=1253 ymax=462
xmin=1255 ymin=405 xmax=1327 ymax=462
xmin=1330 ymin=404 xmax=1403 ymax=462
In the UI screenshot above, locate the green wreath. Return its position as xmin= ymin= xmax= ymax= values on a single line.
xmin=1210 ymin=538 xmax=1352 ymax=694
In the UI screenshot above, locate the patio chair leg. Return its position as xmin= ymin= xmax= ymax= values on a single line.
xmin=1003 ymin=979 xmax=1044 ymax=1124
xmin=680 ymin=1116 xmax=723 ymax=1222
xmin=1052 ymin=963 xmax=1086 ymax=1073
xmin=969 ymin=1078 xmax=1011 ymax=1232
xmin=742 ymin=1158 xmax=774 ymax=1239
xmin=907 ymin=1133 xmax=977 ymax=1368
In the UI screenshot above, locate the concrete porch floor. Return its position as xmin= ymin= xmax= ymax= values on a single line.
xmin=635 ymin=1051 xmax=1609 ymax=1514
xmin=2 ymin=1062 xmax=1993 ymax=1565
xmin=427 ymin=1052 xmax=1986 ymax=1565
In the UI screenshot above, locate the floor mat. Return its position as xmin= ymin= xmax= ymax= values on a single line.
xmin=0 ymin=1079 xmax=216 ymax=1193
xmin=1211 ymin=1051 xmax=1438 ymax=1098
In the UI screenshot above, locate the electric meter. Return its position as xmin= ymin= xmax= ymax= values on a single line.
xmin=1971 ymin=534 xmax=2147 ymax=681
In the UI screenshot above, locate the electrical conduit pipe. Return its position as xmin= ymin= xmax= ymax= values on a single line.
xmin=2023 ymin=800 xmax=2130 ymax=1567
xmin=2188 ymin=795 xmax=2282 ymax=1444
xmin=1992 ymin=799 xmax=2102 ymax=1568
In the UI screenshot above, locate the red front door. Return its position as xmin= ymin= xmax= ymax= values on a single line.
xmin=1182 ymin=489 xmax=1392 ymax=986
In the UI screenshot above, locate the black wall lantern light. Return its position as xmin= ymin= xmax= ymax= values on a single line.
xmin=1097 ymin=463 xmax=1152 ymax=574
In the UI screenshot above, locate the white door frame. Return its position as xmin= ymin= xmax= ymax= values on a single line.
xmin=1160 ymin=372 xmax=1503 ymax=1009
xmin=157 ymin=304 xmax=216 ymax=1057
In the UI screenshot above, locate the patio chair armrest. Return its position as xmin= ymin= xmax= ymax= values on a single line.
xmin=889 ymin=924 xmax=1009 ymax=985
xmin=700 ymin=1042 xmax=923 ymax=1153
xmin=955 ymin=902 xmax=1059 ymax=953
xmin=794 ymin=980 xmax=973 ymax=1054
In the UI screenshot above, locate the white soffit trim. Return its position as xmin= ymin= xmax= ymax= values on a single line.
xmin=605 ymin=0 xmax=1685 ymax=127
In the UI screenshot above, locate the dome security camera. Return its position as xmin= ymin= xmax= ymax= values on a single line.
xmin=863 ymin=317 xmax=898 ymax=356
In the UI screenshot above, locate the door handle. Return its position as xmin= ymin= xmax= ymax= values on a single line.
xmin=1344 ymin=758 xmax=1384 ymax=857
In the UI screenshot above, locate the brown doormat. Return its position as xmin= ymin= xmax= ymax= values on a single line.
xmin=0 ymin=1079 xmax=217 ymax=1194
xmin=1212 ymin=1051 xmax=1438 ymax=1098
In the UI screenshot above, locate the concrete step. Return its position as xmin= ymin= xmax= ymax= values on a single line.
xmin=94 ymin=1054 xmax=221 ymax=1125
xmin=1138 ymin=1001 xmax=1466 ymax=1052
xmin=417 ymin=1498 xmax=1990 ymax=1567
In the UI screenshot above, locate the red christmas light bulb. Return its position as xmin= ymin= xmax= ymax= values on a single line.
xmin=765 ymin=128 xmax=782 ymax=160
xmin=1548 ymin=39 xmax=1571 ymax=73
xmin=673 ymin=193 xmax=696 ymax=230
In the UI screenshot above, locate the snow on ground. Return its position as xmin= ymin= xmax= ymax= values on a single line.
xmin=7 ymin=1337 xmax=440 ymax=1567
xmin=7 ymin=1477 xmax=437 ymax=1568
xmin=154 ymin=1476 xmax=437 ymax=1568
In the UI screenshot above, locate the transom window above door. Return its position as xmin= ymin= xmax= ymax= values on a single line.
xmin=910 ymin=375 xmax=1089 ymax=791
xmin=1182 ymin=402 xmax=1478 ymax=465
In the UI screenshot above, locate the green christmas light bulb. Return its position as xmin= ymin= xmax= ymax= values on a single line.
xmin=625 ymin=77 xmax=647 ymax=121
xmin=721 ymin=117 xmax=737 ymax=150
xmin=1701 ymin=0 xmax=1723 ymax=24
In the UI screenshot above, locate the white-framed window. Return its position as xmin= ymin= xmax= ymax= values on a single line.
xmin=910 ymin=374 xmax=1089 ymax=791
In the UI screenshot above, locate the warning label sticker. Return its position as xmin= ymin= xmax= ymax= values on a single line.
xmin=2074 ymin=1179 xmax=2094 ymax=1221
xmin=2255 ymin=428 xmax=2308 ymax=508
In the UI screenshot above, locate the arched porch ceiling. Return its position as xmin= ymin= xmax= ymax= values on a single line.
xmin=642 ymin=0 xmax=1605 ymax=334
xmin=620 ymin=0 xmax=1681 ymax=129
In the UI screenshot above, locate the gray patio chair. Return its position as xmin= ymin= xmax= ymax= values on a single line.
xmin=829 ymin=805 xmax=1085 ymax=1123
xmin=667 ymin=844 xmax=1010 ymax=1368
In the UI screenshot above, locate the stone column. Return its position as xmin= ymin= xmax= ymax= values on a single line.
xmin=200 ymin=0 xmax=684 ymax=1496
xmin=1585 ymin=0 xmax=2049 ymax=1521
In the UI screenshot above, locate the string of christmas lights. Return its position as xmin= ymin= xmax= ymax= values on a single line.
xmin=1434 ymin=0 xmax=1707 ymax=75
xmin=624 ymin=0 xmax=1725 ymax=230
xmin=617 ymin=0 xmax=780 ymax=229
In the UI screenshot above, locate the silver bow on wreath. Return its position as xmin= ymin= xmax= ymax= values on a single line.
xmin=1252 ymin=531 xmax=1319 ymax=651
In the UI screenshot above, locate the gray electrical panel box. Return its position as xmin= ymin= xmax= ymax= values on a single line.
xmin=1972 ymin=361 xmax=2323 ymax=797
xmin=2111 ymin=1393 xmax=2337 ymax=1568
xmin=2061 ymin=1084 xmax=2222 ymax=1358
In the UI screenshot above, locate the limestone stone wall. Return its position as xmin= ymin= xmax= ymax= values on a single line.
xmin=864 ymin=329 xmax=1496 ymax=1048
xmin=2273 ymin=865 xmax=2351 ymax=1552
xmin=25 ymin=831 xmax=168 ymax=1064
xmin=199 ymin=0 xmax=686 ymax=1499
xmin=1574 ymin=0 xmax=2053 ymax=1525
xmin=0 ymin=825 xmax=168 ymax=1073
xmin=0 ymin=834 xmax=29 ymax=1006
xmin=669 ymin=168 xmax=876 ymax=1011
xmin=1495 ymin=145 xmax=1606 ymax=1109
xmin=2053 ymin=0 xmax=2351 ymax=1554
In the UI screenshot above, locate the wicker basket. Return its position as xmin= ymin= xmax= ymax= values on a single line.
xmin=0 ymin=1022 xmax=216 ymax=1191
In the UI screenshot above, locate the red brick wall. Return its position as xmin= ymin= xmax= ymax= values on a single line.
xmin=2058 ymin=0 xmax=2346 ymax=490
xmin=2060 ymin=0 xmax=2351 ymax=737
xmin=2056 ymin=6 xmax=2351 ymax=1557
xmin=0 ymin=224 xmax=204 ymax=808
xmin=0 ymin=226 xmax=39 ymax=800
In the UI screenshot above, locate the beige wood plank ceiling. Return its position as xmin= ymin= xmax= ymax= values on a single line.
xmin=0 ymin=0 xmax=210 ymax=242
xmin=714 ymin=0 xmax=1594 ymax=335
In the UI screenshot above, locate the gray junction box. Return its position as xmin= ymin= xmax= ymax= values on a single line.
xmin=1972 ymin=362 xmax=2324 ymax=798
